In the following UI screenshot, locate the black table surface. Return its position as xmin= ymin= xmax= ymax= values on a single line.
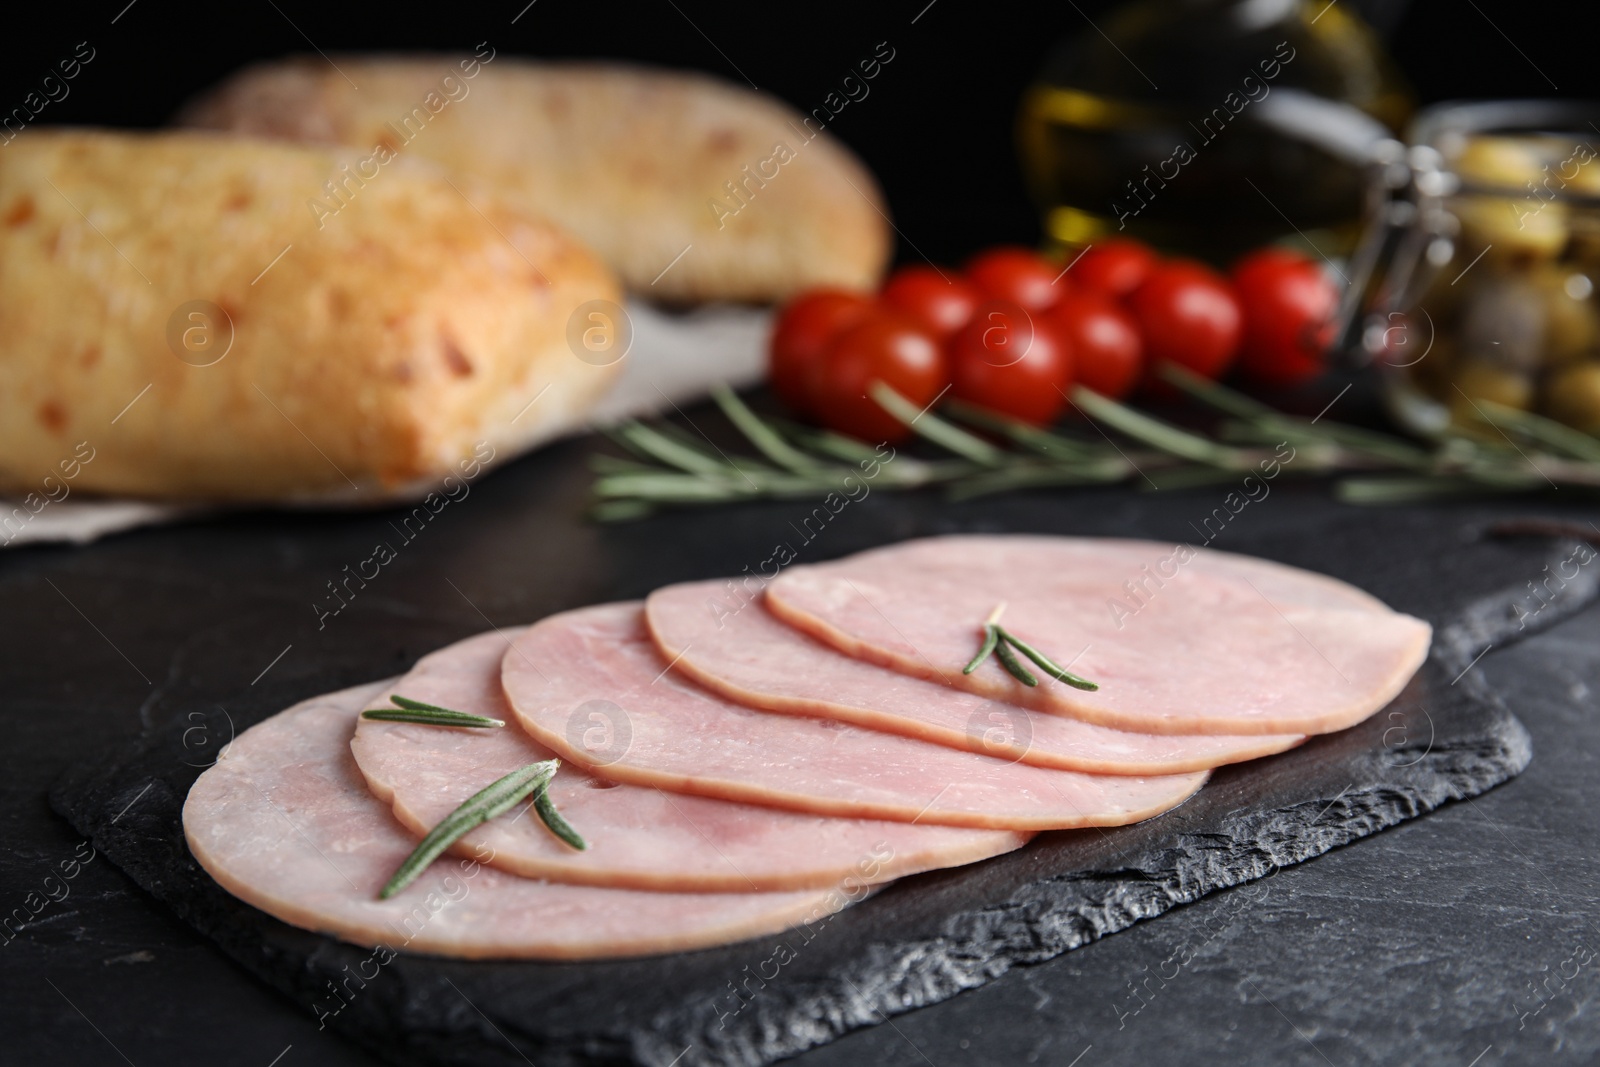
xmin=5 ymin=429 xmax=1599 ymax=1067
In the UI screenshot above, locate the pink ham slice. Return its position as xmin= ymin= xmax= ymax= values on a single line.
xmin=184 ymin=681 xmax=852 ymax=960
xmin=763 ymin=535 xmax=1432 ymax=736
xmin=645 ymin=582 xmax=1305 ymax=774
xmin=500 ymin=602 xmax=1208 ymax=831
xmin=351 ymin=629 xmax=1029 ymax=892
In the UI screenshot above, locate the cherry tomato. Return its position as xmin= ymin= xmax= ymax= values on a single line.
xmin=1128 ymin=260 xmax=1242 ymax=385
xmin=948 ymin=301 xmax=1072 ymax=425
xmin=1230 ymin=247 xmax=1339 ymax=386
xmin=964 ymin=246 xmax=1064 ymax=311
xmin=881 ymin=266 xmax=979 ymax=337
xmin=812 ymin=309 xmax=945 ymax=442
xmin=1068 ymin=238 xmax=1157 ymax=299
xmin=1045 ymin=292 xmax=1143 ymax=399
xmin=768 ymin=288 xmax=875 ymax=416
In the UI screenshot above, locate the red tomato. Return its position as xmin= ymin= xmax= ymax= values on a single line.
xmin=1068 ymin=238 xmax=1157 ymax=299
xmin=964 ymin=247 xmax=1064 ymax=311
xmin=948 ymin=301 xmax=1072 ymax=425
xmin=1231 ymin=247 xmax=1339 ymax=386
xmin=881 ymin=266 xmax=979 ymax=337
xmin=768 ymin=289 xmax=875 ymax=416
xmin=812 ymin=310 xmax=945 ymax=442
xmin=1128 ymin=260 xmax=1242 ymax=384
xmin=1045 ymin=292 xmax=1143 ymax=399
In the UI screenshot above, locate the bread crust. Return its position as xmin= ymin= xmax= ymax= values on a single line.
xmin=0 ymin=129 xmax=622 ymax=502
xmin=178 ymin=57 xmax=892 ymax=302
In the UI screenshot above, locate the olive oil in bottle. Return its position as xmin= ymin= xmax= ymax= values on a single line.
xmin=1017 ymin=0 xmax=1411 ymax=262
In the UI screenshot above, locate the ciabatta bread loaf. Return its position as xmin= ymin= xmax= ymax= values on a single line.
xmin=0 ymin=129 xmax=621 ymax=503
xmin=178 ymin=56 xmax=892 ymax=303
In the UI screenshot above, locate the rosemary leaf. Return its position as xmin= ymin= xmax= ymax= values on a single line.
xmin=1157 ymin=362 xmax=1277 ymax=420
xmin=1159 ymin=365 xmax=1431 ymax=467
xmin=390 ymin=694 xmax=495 ymax=718
xmin=1334 ymin=475 xmax=1510 ymax=505
xmin=360 ymin=695 xmax=505 ymax=729
xmin=945 ymin=399 xmax=1097 ymax=459
xmin=778 ymin=421 xmax=887 ymax=464
xmin=946 ymin=459 xmax=1135 ymax=500
xmin=993 ymin=639 xmax=1038 ymax=687
xmin=963 ymin=624 xmax=1002 ymax=674
xmin=1072 ymin=386 xmax=1254 ymax=469
xmin=1137 ymin=465 xmax=1257 ymax=491
xmin=379 ymin=760 xmax=560 ymax=900
xmin=711 ymin=383 xmax=825 ymax=474
xmin=534 ymin=787 xmax=588 ymax=850
xmin=616 ymin=422 xmax=746 ymax=478
xmin=1294 ymin=422 xmax=1434 ymax=469
xmin=591 ymin=499 xmax=657 ymax=522
xmin=868 ymin=381 xmax=1008 ymax=466
xmin=593 ymin=471 xmax=754 ymax=502
xmin=999 ymin=628 xmax=1099 ymax=691
xmin=767 ymin=419 xmax=959 ymax=487
xmin=1475 ymin=399 xmax=1600 ymax=464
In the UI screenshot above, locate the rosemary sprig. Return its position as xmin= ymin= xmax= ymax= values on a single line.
xmin=993 ymin=638 xmax=1038 ymax=687
xmin=961 ymin=604 xmax=1099 ymax=691
xmin=590 ymin=372 xmax=1600 ymax=518
xmin=1001 ymin=630 xmax=1099 ymax=690
xmin=379 ymin=759 xmax=574 ymax=899
xmin=961 ymin=622 xmax=1001 ymax=674
xmin=361 ymin=694 xmax=505 ymax=729
xmin=533 ymin=788 xmax=588 ymax=851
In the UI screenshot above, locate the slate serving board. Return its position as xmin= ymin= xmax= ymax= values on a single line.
xmin=48 ymin=498 xmax=1600 ymax=1067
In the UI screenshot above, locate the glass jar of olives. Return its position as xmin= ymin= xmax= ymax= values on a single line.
xmin=1359 ymin=101 xmax=1600 ymax=438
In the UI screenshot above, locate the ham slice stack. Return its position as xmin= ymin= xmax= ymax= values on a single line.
xmin=183 ymin=535 xmax=1430 ymax=960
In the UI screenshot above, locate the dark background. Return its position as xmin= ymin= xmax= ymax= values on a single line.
xmin=6 ymin=4 xmax=1600 ymax=1067
xmin=2 ymin=0 xmax=1596 ymax=267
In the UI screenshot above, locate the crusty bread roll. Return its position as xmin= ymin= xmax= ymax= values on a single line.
xmin=0 ymin=129 xmax=621 ymax=503
xmin=177 ymin=56 xmax=892 ymax=303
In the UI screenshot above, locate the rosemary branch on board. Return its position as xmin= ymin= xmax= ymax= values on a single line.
xmin=361 ymin=694 xmax=506 ymax=729
xmin=588 ymin=366 xmax=1600 ymax=518
xmin=379 ymin=759 xmax=585 ymax=899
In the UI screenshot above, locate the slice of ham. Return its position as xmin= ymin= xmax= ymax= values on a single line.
xmin=351 ymin=629 xmax=1029 ymax=891
xmin=183 ymin=681 xmax=854 ymax=960
xmin=645 ymin=582 xmax=1305 ymax=774
xmin=763 ymin=535 xmax=1432 ymax=736
xmin=501 ymin=602 xmax=1209 ymax=830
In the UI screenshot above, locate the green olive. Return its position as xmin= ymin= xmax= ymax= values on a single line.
xmin=1450 ymin=359 xmax=1533 ymax=424
xmin=1530 ymin=266 xmax=1600 ymax=366
xmin=1544 ymin=363 xmax=1600 ymax=434
xmin=1453 ymin=195 xmax=1568 ymax=261
xmin=1560 ymin=142 xmax=1600 ymax=197
xmin=1454 ymin=135 xmax=1548 ymax=191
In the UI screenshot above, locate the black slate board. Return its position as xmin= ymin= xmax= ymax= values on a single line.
xmin=48 ymin=510 xmax=1600 ymax=1067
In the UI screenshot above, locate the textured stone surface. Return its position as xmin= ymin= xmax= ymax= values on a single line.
xmin=46 ymin=499 xmax=1589 ymax=1066
xmin=7 ymin=432 xmax=1600 ymax=1065
xmin=48 ymin=644 xmax=1532 ymax=1067
xmin=797 ymin=590 xmax=1600 ymax=1067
